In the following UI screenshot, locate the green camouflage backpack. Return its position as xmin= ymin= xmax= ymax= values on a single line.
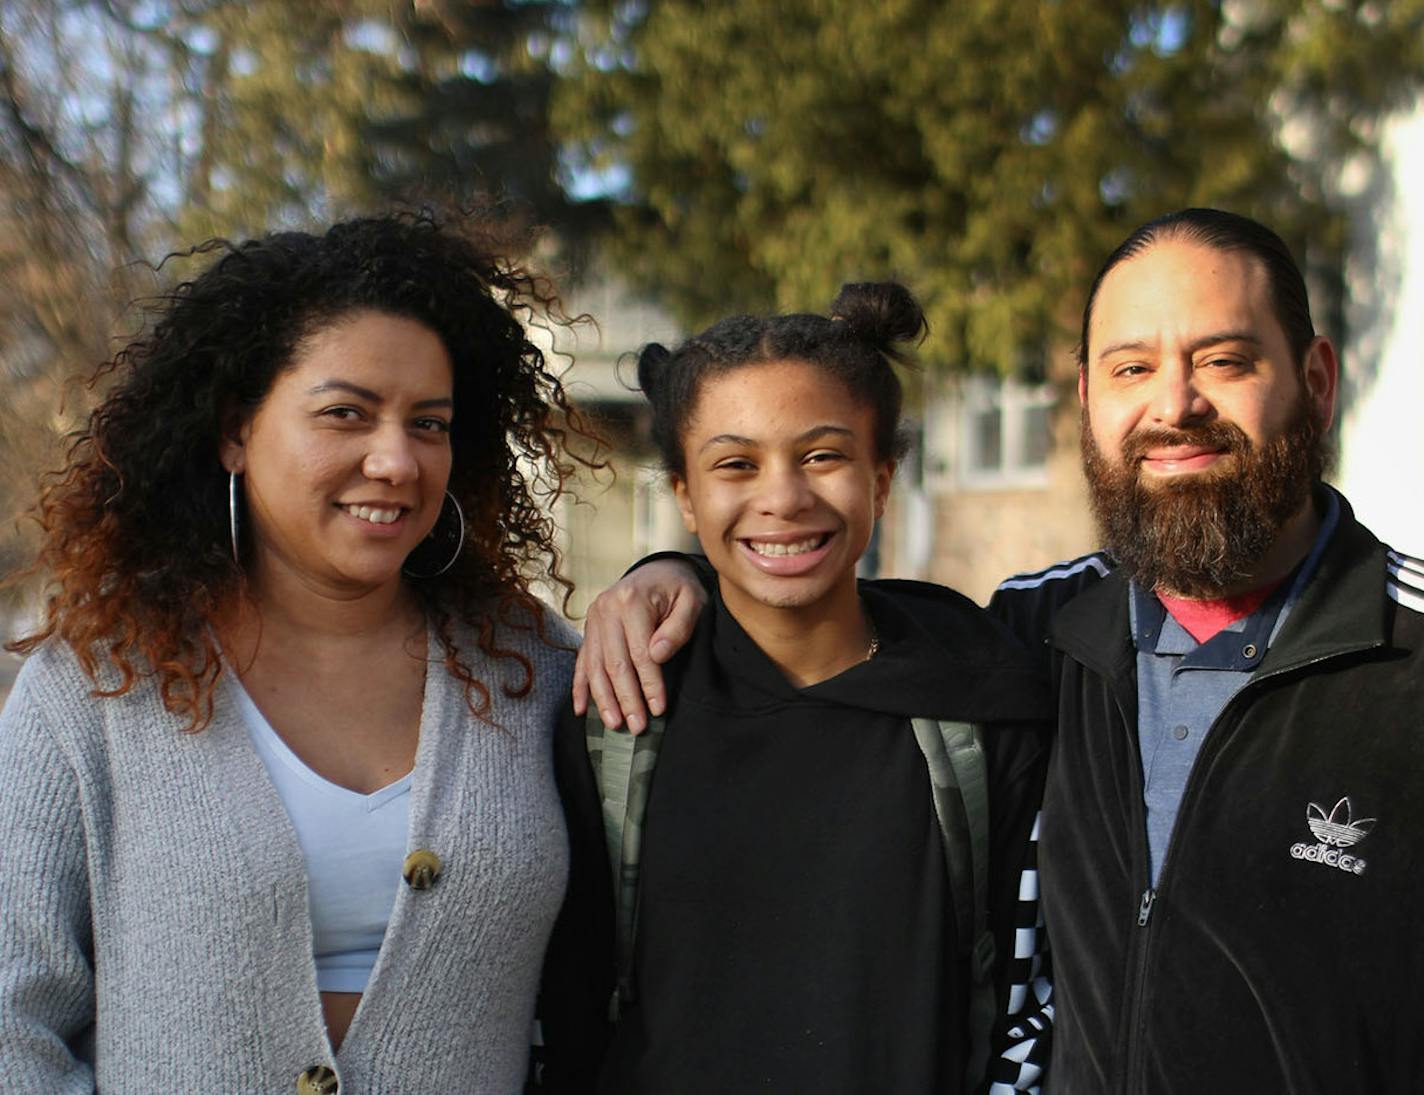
xmin=585 ymin=712 xmax=997 ymax=1088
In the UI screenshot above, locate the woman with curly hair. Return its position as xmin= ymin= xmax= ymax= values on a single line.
xmin=0 ymin=209 xmax=594 ymax=1092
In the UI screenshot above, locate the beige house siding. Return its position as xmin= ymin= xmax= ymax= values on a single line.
xmin=880 ymin=366 xmax=1098 ymax=606
xmin=920 ymin=454 xmax=1095 ymax=606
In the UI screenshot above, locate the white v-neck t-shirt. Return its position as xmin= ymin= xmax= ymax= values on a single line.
xmin=231 ymin=679 xmax=414 ymax=993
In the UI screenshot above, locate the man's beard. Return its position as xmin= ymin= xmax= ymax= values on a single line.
xmin=1081 ymin=397 xmax=1328 ymax=597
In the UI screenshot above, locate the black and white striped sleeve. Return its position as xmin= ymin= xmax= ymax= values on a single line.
xmin=1387 ymin=550 xmax=1424 ymax=615
xmin=987 ymin=811 xmax=1053 ymax=1094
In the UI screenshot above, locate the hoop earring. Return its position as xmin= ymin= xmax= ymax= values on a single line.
xmin=229 ymin=471 xmax=241 ymax=564
xmin=403 ymin=491 xmax=466 ymax=579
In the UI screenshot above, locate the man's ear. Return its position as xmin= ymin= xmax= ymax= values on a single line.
xmin=218 ymin=406 xmax=251 ymax=474
xmin=1078 ymin=364 xmax=1089 ymax=408
xmin=671 ymin=474 xmax=697 ymax=535
xmin=1303 ymin=336 xmax=1339 ymax=433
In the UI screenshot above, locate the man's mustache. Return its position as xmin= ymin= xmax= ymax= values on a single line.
xmin=1120 ymin=421 xmax=1251 ymax=464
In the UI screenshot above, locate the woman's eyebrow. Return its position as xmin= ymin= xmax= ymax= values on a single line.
xmin=306 ymin=380 xmax=452 ymax=410
xmin=307 ymin=379 xmax=382 ymax=401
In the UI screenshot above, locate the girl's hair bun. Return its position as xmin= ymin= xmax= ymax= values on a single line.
xmin=829 ymin=281 xmax=927 ymax=354
xmin=636 ymin=342 xmax=674 ymax=399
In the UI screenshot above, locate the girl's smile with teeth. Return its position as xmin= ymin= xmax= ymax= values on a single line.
xmin=745 ymin=534 xmax=829 ymax=557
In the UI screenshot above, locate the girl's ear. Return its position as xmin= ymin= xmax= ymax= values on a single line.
xmin=671 ymin=474 xmax=698 ymax=535
xmin=873 ymin=460 xmax=896 ymax=520
xmin=218 ymin=405 xmax=251 ymax=475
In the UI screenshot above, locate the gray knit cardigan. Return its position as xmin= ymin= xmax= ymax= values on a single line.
xmin=0 ymin=608 xmax=577 ymax=1093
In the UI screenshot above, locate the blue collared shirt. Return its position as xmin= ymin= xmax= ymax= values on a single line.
xmin=1131 ymin=491 xmax=1340 ymax=882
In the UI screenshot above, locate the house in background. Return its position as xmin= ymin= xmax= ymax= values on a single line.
xmin=879 ymin=360 xmax=1096 ymax=605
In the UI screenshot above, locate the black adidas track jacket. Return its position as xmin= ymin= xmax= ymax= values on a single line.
xmin=989 ymin=488 xmax=1424 ymax=1094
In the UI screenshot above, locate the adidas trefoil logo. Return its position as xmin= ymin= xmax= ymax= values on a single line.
xmin=1290 ymin=796 xmax=1375 ymax=875
xmin=1307 ymin=797 xmax=1375 ymax=847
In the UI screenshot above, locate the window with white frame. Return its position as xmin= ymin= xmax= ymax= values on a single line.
xmin=953 ymin=374 xmax=1055 ymax=489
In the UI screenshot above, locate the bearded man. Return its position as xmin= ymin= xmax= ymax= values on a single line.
xmin=987 ymin=207 xmax=1424 ymax=1094
xmin=568 ymin=208 xmax=1424 ymax=1094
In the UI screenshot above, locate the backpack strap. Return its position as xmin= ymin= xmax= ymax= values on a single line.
xmin=585 ymin=711 xmax=667 ymax=1020
xmin=911 ymin=718 xmax=996 ymax=1091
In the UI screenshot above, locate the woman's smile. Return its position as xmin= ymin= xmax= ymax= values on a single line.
xmin=338 ymin=502 xmax=408 ymax=525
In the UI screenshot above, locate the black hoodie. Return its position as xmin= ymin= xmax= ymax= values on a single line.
xmin=538 ymin=577 xmax=1049 ymax=1094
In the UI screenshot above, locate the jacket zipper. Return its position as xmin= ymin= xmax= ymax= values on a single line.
xmin=1115 ymin=676 xmax=1153 ymax=1094
xmin=1117 ymin=646 xmax=1378 ymax=1093
xmin=1120 ymin=883 xmax=1156 ymax=1090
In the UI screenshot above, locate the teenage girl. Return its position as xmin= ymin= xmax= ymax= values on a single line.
xmin=541 ymin=283 xmax=1050 ymax=1093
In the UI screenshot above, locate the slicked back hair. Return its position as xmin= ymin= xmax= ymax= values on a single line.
xmin=1077 ymin=208 xmax=1316 ymax=370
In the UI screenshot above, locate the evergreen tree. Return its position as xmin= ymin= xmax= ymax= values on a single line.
xmin=556 ymin=0 xmax=1424 ymax=370
xmin=180 ymin=0 xmax=603 ymax=242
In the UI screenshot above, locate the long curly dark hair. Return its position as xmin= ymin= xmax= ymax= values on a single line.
xmin=9 ymin=207 xmax=598 ymax=729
